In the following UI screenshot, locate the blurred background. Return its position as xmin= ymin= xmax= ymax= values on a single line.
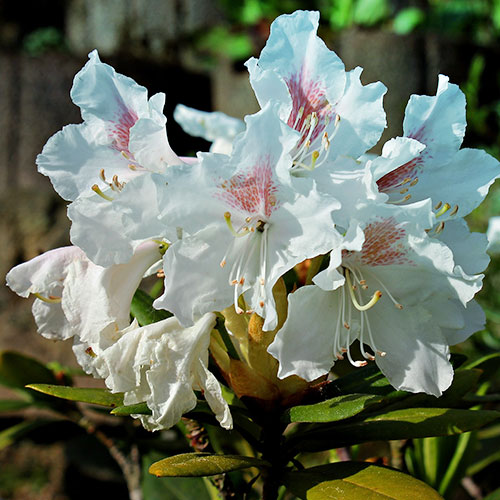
xmin=1 ymin=1 xmax=500 ymax=498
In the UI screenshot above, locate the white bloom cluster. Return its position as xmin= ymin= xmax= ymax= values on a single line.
xmin=6 ymin=11 xmax=499 ymax=429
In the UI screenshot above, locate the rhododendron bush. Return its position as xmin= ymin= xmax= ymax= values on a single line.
xmin=4 ymin=10 xmax=500 ymax=500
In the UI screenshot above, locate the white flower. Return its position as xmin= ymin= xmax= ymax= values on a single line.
xmin=268 ymin=201 xmax=486 ymax=396
xmin=6 ymin=242 xmax=231 ymax=430
xmin=371 ymin=75 xmax=500 ymax=221
xmin=6 ymin=241 xmax=163 ymax=377
xmin=36 ymin=50 xmax=184 ymax=266
xmin=38 ymin=50 xmax=180 ymax=202
xmin=153 ymin=102 xmax=343 ymax=331
xmin=174 ymin=104 xmax=245 ymax=155
xmin=101 ymin=313 xmax=232 ymax=431
xmin=246 ymin=10 xmax=386 ymax=172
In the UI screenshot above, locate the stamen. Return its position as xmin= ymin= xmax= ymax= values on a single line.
xmin=435 ymin=221 xmax=445 ymax=234
xmin=435 ymin=202 xmax=451 ymax=217
xmin=292 ymin=106 xmax=305 ymax=129
xmin=33 ymin=293 xmax=62 ymax=304
xmin=391 ymin=194 xmax=412 ymax=204
xmin=310 ymin=150 xmax=320 ymax=169
xmin=224 ymin=212 xmax=249 ymax=238
xmin=85 ymin=347 xmax=97 ymax=358
xmin=363 ymin=269 xmax=403 ymax=310
xmin=92 ymin=184 xmax=114 ymax=201
xmin=345 ymin=269 xmax=382 ymax=311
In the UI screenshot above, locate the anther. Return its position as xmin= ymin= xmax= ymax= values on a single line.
xmin=400 ymin=188 xmax=409 ymax=194
xmin=92 ymin=184 xmax=114 ymax=201
xmin=231 ymin=279 xmax=238 ymax=285
xmin=259 ymin=301 xmax=265 ymax=308
xmin=220 ymin=259 xmax=226 ymax=268
xmin=157 ymin=269 xmax=165 ymax=278
xmin=434 ymin=201 xmax=443 ymax=210
xmin=311 ymin=150 xmax=320 ymax=169
xmin=239 ymin=277 xmax=245 ymax=285
xmin=410 ymin=177 xmax=419 ymax=186
xmin=99 ymin=169 xmax=106 ymax=181
xmin=449 ymin=204 xmax=459 ymax=216
xmin=435 ymin=221 xmax=445 ymax=234
xmin=435 ymin=202 xmax=451 ymax=218
xmin=377 ymin=351 xmax=387 ymax=357
xmin=343 ymin=321 xmax=350 ymax=330
xmin=85 ymin=347 xmax=97 ymax=358
xmin=260 ymin=278 xmax=265 ymax=285
xmin=121 ymin=151 xmax=130 ymax=160
xmin=394 ymin=303 xmax=403 ymax=310
xmin=128 ymin=164 xmax=137 ymax=170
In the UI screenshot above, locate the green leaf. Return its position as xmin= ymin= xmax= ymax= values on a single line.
xmin=353 ymin=0 xmax=391 ymax=26
xmin=463 ymin=353 xmax=500 ymax=382
xmin=142 ymin=452 xmax=215 ymax=500
xmin=283 ymin=394 xmax=383 ymax=424
xmin=149 ymin=452 xmax=270 ymax=477
xmin=379 ymin=369 xmax=481 ymax=412
xmin=111 ymin=401 xmax=151 ymax=416
xmin=0 ymin=420 xmax=49 ymax=450
xmin=484 ymin=487 xmax=500 ymax=500
xmin=26 ymin=384 xmax=123 ymax=407
xmin=131 ymin=289 xmax=172 ymax=326
xmin=284 ymin=461 xmax=442 ymax=499
xmin=330 ymin=364 xmax=406 ymax=400
xmin=0 ymin=351 xmax=58 ymax=391
xmin=393 ymin=7 xmax=425 ymax=34
xmin=0 ymin=399 xmax=33 ymax=412
xmin=286 ymin=408 xmax=500 ymax=453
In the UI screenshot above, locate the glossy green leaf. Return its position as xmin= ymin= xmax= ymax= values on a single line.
xmin=0 ymin=351 xmax=58 ymax=391
xmin=142 ymin=452 xmax=215 ymax=500
xmin=131 ymin=289 xmax=171 ymax=326
xmin=463 ymin=353 xmax=500 ymax=382
xmin=0 ymin=420 xmax=49 ymax=450
xmin=329 ymin=364 xmax=407 ymax=401
xmin=149 ymin=452 xmax=270 ymax=477
xmin=283 ymin=394 xmax=383 ymax=424
xmin=0 ymin=399 xmax=33 ymax=412
xmin=286 ymin=408 xmax=500 ymax=453
xmin=484 ymin=487 xmax=500 ymax=500
xmin=26 ymin=384 xmax=124 ymax=407
xmin=111 ymin=401 xmax=151 ymax=416
xmin=284 ymin=462 xmax=442 ymax=499
xmin=379 ymin=369 xmax=481 ymax=412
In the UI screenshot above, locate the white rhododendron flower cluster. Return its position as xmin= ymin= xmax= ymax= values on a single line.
xmin=6 ymin=11 xmax=499 ymax=430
